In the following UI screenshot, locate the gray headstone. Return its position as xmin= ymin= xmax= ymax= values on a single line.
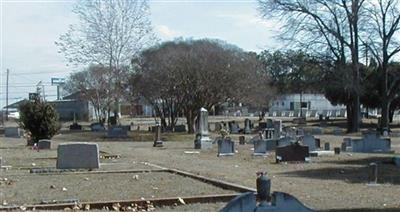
xmin=153 ymin=124 xmax=163 ymax=147
xmin=219 ymin=192 xmax=314 ymax=212
xmin=194 ymin=108 xmax=212 ymax=149
xmin=254 ymin=139 xmax=268 ymax=155
xmin=107 ymin=126 xmax=128 ymax=138
xmin=38 ymin=139 xmax=51 ymax=149
xmin=273 ymin=120 xmax=282 ymax=139
xmin=350 ymin=134 xmax=391 ymax=153
xmin=301 ymin=135 xmax=317 ymax=151
xmin=266 ymin=119 xmax=273 ymax=128
xmin=90 ymin=123 xmax=105 ymax=132
xmin=218 ymin=139 xmax=235 ymax=156
xmin=244 ymin=119 xmax=251 ymax=134
xmin=229 ymin=121 xmax=240 ymax=134
xmin=5 ymin=127 xmax=21 ymax=138
xmin=56 ymin=142 xmax=99 ymax=169
xmin=219 ymin=192 xmax=256 ymax=212
xmin=324 ymin=142 xmax=330 ymax=150
xmin=278 ymin=137 xmax=293 ymax=147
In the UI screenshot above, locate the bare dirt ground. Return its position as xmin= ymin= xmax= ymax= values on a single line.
xmin=1 ymin=116 xmax=400 ymax=211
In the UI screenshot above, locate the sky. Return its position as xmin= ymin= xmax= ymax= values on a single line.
xmin=0 ymin=0 xmax=280 ymax=108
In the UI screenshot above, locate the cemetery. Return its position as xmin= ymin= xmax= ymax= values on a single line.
xmin=1 ymin=113 xmax=400 ymax=211
xmin=1 ymin=0 xmax=400 ymax=211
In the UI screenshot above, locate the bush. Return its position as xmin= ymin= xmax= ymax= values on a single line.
xmin=18 ymin=98 xmax=60 ymax=143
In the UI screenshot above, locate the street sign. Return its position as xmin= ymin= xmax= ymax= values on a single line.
xmin=51 ymin=78 xmax=65 ymax=86
xmin=29 ymin=93 xmax=39 ymax=100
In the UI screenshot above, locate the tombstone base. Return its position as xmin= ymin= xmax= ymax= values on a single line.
xmin=218 ymin=153 xmax=235 ymax=157
xmin=252 ymin=153 xmax=268 ymax=156
xmin=153 ymin=140 xmax=164 ymax=147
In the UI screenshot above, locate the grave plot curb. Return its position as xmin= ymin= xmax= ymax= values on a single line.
xmin=0 ymin=163 xmax=256 ymax=211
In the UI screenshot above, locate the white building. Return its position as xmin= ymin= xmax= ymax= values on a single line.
xmin=269 ymin=93 xmax=346 ymax=117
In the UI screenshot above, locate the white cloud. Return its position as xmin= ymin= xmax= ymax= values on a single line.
xmin=155 ymin=25 xmax=181 ymax=39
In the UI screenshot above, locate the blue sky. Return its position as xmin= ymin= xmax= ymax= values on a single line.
xmin=0 ymin=0 xmax=279 ymax=107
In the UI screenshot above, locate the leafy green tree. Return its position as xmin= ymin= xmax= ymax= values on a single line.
xmin=18 ymin=97 xmax=60 ymax=143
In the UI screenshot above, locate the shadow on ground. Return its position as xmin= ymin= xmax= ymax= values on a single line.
xmin=279 ymin=164 xmax=400 ymax=185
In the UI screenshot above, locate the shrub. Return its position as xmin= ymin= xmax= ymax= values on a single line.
xmin=18 ymin=98 xmax=60 ymax=143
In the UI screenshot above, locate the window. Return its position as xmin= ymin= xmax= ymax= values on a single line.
xmin=281 ymin=102 xmax=284 ymax=106
xmin=301 ymin=102 xmax=307 ymax=108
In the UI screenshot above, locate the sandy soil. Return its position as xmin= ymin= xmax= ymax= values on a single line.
xmin=1 ymin=117 xmax=400 ymax=211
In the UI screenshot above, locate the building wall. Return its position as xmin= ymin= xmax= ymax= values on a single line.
xmin=269 ymin=94 xmax=345 ymax=112
xmin=52 ymin=100 xmax=91 ymax=121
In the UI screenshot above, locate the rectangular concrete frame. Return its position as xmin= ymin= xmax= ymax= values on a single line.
xmin=57 ymin=142 xmax=100 ymax=169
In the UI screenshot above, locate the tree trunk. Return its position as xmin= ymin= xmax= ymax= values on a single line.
xmin=186 ymin=110 xmax=195 ymax=134
xmin=346 ymin=104 xmax=353 ymax=133
xmin=389 ymin=105 xmax=395 ymax=123
xmin=380 ymin=97 xmax=390 ymax=131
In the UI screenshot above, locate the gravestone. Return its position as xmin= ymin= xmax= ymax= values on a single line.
xmin=333 ymin=128 xmax=343 ymax=135
xmin=219 ymin=192 xmax=256 ymax=212
xmin=263 ymin=128 xmax=274 ymax=139
xmin=394 ymin=156 xmax=400 ymax=167
xmin=215 ymin=122 xmax=222 ymax=132
xmin=218 ymin=138 xmax=235 ymax=156
xmin=244 ymin=119 xmax=251 ymax=134
xmin=220 ymin=178 xmax=314 ymax=212
xmin=153 ymin=124 xmax=163 ymax=147
xmin=301 ymin=135 xmax=318 ymax=151
xmin=57 ymin=142 xmax=99 ymax=169
xmin=90 ymin=123 xmax=105 ymax=132
xmin=273 ymin=120 xmax=282 ymax=139
xmin=342 ymin=137 xmax=352 ymax=152
xmin=253 ymin=138 xmax=279 ymax=153
xmin=174 ymin=125 xmax=186 ymax=132
xmin=107 ymin=126 xmax=128 ymax=138
xmin=253 ymin=139 xmax=268 ymax=155
xmin=311 ymin=127 xmax=323 ymax=135
xmin=315 ymin=138 xmax=321 ymax=148
xmin=276 ymin=143 xmax=309 ymax=163
xmin=324 ymin=142 xmax=330 ymax=150
xmin=5 ymin=127 xmax=21 ymax=138
xmin=266 ymin=119 xmax=274 ymax=128
xmin=278 ymin=137 xmax=293 ymax=147
xmin=229 ymin=121 xmax=240 ymax=134
xmin=194 ymin=108 xmax=212 ymax=149
xmin=120 ymin=125 xmax=131 ymax=132
xmin=310 ymin=110 xmax=317 ymax=118
xmin=258 ymin=122 xmax=267 ymax=130
xmin=239 ymin=136 xmax=246 ymax=145
xmin=350 ymin=134 xmax=391 ymax=153
xmin=69 ymin=123 xmax=82 ymax=131
xmin=38 ymin=139 xmax=51 ymax=149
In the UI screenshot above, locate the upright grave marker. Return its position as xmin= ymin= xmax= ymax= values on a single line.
xmin=57 ymin=142 xmax=99 ymax=169
xmin=194 ymin=108 xmax=212 ymax=149
xmin=217 ymin=138 xmax=235 ymax=156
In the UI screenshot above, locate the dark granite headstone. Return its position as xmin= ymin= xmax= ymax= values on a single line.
xmin=239 ymin=136 xmax=246 ymax=145
xmin=174 ymin=125 xmax=186 ymax=132
xmin=69 ymin=123 xmax=82 ymax=130
xmin=276 ymin=143 xmax=309 ymax=163
xmin=38 ymin=139 xmax=51 ymax=149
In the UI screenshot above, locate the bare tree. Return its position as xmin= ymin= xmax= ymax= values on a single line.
xmin=133 ymin=39 xmax=273 ymax=133
xmin=56 ymin=0 xmax=156 ymax=121
xmin=364 ymin=0 xmax=400 ymax=131
xmin=258 ymin=0 xmax=366 ymax=132
xmin=64 ymin=65 xmax=113 ymax=123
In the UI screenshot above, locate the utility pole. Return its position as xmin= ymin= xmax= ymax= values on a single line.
xmin=6 ymin=69 xmax=9 ymax=121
